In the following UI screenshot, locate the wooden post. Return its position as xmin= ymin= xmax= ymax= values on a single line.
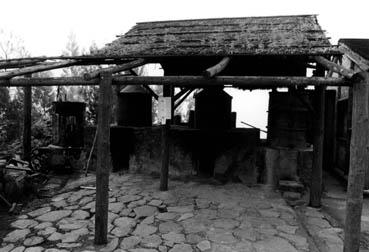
xmin=94 ymin=71 xmax=112 ymax=245
xmin=343 ymin=72 xmax=369 ymax=252
xmin=310 ymin=85 xmax=325 ymax=207
xmin=23 ymin=75 xmax=32 ymax=163
xmin=160 ymin=119 xmax=170 ymax=191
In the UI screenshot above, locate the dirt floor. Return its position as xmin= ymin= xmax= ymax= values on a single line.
xmin=0 ymin=173 xmax=348 ymax=252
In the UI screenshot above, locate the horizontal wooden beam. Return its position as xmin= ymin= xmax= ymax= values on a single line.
xmin=83 ymin=59 xmax=146 ymax=80
xmin=0 ymin=75 xmax=351 ymax=88
xmin=203 ymin=57 xmax=231 ymax=77
xmin=314 ymin=56 xmax=355 ymax=78
xmin=0 ymin=60 xmax=79 ymax=79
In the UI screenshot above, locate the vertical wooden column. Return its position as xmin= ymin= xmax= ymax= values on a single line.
xmin=344 ymin=72 xmax=369 ymax=252
xmin=160 ymin=119 xmax=170 ymax=191
xmin=23 ymin=76 xmax=32 ymax=163
xmin=94 ymin=71 xmax=112 ymax=245
xmin=310 ymin=85 xmax=326 ymax=207
xmin=163 ymin=85 xmax=174 ymax=120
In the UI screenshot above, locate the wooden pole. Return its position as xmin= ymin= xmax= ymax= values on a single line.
xmin=343 ymin=72 xmax=369 ymax=252
xmin=203 ymin=57 xmax=231 ymax=77
xmin=160 ymin=119 xmax=170 ymax=191
xmin=310 ymin=85 xmax=325 ymax=207
xmin=94 ymin=71 xmax=112 ymax=245
xmin=314 ymin=56 xmax=355 ymax=78
xmin=22 ymin=75 xmax=32 ymax=163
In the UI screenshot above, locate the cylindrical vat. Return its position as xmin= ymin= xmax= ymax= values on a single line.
xmin=194 ymin=88 xmax=232 ymax=129
xmin=267 ymin=90 xmax=312 ymax=148
xmin=117 ymin=85 xmax=152 ymax=127
xmin=52 ymin=101 xmax=86 ymax=147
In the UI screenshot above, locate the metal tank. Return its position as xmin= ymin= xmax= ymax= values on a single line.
xmin=194 ymin=88 xmax=232 ymax=129
xmin=117 ymin=85 xmax=152 ymax=127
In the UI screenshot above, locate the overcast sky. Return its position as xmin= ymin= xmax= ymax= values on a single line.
xmin=1 ymin=0 xmax=368 ymax=136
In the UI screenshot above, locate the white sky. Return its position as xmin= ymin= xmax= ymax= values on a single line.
xmin=1 ymin=0 xmax=368 ymax=136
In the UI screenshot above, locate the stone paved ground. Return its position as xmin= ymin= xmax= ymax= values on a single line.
xmin=0 ymin=174 xmax=344 ymax=252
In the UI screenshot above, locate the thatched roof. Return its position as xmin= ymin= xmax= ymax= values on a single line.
xmin=99 ymin=14 xmax=339 ymax=58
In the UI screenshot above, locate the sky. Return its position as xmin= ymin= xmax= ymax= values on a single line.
xmin=1 ymin=0 xmax=368 ymax=136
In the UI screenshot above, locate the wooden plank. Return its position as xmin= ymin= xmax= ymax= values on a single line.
xmin=0 ymin=76 xmax=351 ymax=88
xmin=339 ymin=43 xmax=369 ymax=72
xmin=174 ymin=89 xmax=194 ymax=109
xmin=0 ymin=60 xmax=78 ymax=79
xmin=343 ymin=72 xmax=369 ymax=252
xmin=84 ymin=59 xmax=146 ymax=80
xmin=23 ymin=74 xmax=32 ymax=163
xmin=314 ymin=56 xmax=355 ymax=78
xmin=310 ymin=85 xmax=325 ymax=207
xmin=94 ymin=71 xmax=112 ymax=245
xmin=160 ymin=119 xmax=170 ymax=191
xmin=203 ymin=57 xmax=231 ymax=77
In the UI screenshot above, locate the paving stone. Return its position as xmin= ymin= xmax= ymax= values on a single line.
xmin=158 ymin=245 xmax=168 ymax=252
xmin=233 ymin=228 xmax=258 ymax=242
xmin=212 ymin=218 xmax=239 ymax=230
xmin=185 ymin=234 xmax=205 ymax=244
xmin=109 ymin=202 xmax=125 ymax=213
xmin=27 ymin=207 xmax=52 ymax=218
xmin=129 ymin=249 xmax=157 ymax=252
xmin=207 ymin=229 xmax=236 ymax=244
xmin=11 ymin=246 xmax=26 ymax=252
xmin=159 ymin=221 xmax=183 ymax=234
xmin=120 ymin=236 xmax=141 ymax=249
xmin=148 ymin=199 xmax=163 ymax=207
xmin=182 ymin=219 xmax=207 ymax=234
xmin=3 ymin=229 xmax=31 ymax=243
xmin=278 ymin=233 xmax=309 ymax=249
xmin=156 ymin=212 xmax=178 ymax=221
xmin=196 ymin=240 xmax=211 ymax=251
xmin=36 ymin=210 xmax=72 ymax=222
xmin=111 ymin=226 xmax=132 ymax=237
xmin=134 ymin=205 xmax=157 ymax=218
xmin=195 ymin=199 xmax=211 ymax=209
xmin=79 ymin=196 xmax=94 ymax=206
xmin=168 ymin=244 xmax=193 ymax=252
xmin=33 ymin=222 xmax=52 ymax=230
xmin=177 ymin=213 xmax=193 ymax=222
xmin=276 ymin=225 xmax=298 ymax=234
xmin=306 ymin=217 xmax=331 ymax=228
xmin=167 ymin=206 xmax=193 ymax=213
xmin=196 ymin=209 xmax=217 ymax=220
xmin=56 ymin=243 xmax=82 ymax=248
xmin=44 ymin=249 xmax=68 ymax=252
xmin=17 ymin=215 xmax=29 ymax=220
xmin=24 ymin=247 xmax=44 ymax=252
xmin=71 ymin=210 xmax=90 ymax=220
xmin=141 ymin=216 xmax=154 ymax=225
xmin=140 ymin=234 xmax=162 ymax=248
xmin=37 ymin=227 xmax=56 ymax=236
xmin=119 ymin=194 xmax=141 ymax=204
xmin=162 ymin=232 xmax=185 ymax=244
xmin=259 ymin=209 xmax=280 ymax=218
xmin=62 ymin=227 xmax=89 ymax=243
xmin=133 ymin=224 xmax=158 ymax=237
xmin=57 ymin=220 xmax=88 ymax=231
xmin=23 ymin=236 xmax=44 ymax=247
xmin=113 ymin=217 xmax=136 ymax=228
xmin=100 ymin=238 xmax=119 ymax=252
xmin=47 ymin=232 xmax=64 ymax=241
xmin=254 ymin=237 xmax=298 ymax=252
xmin=51 ymin=200 xmax=67 ymax=209
xmin=0 ymin=244 xmax=14 ymax=252
xmin=11 ymin=219 xmax=38 ymax=229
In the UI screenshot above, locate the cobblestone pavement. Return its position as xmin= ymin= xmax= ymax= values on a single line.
xmin=0 ymin=174 xmax=343 ymax=252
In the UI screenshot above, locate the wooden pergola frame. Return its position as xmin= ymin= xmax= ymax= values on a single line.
xmin=0 ymin=55 xmax=367 ymax=251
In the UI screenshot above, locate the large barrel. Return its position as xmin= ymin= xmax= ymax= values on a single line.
xmin=267 ymin=90 xmax=312 ymax=148
xmin=52 ymin=101 xmax=86 ymax=147
xmin=194 ymin=88 xmax=232 ymax=129
xmin=117 ymin=85 xmax=152 ymax=127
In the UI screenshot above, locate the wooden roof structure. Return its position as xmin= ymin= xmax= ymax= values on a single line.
xmin=98 ymin=15 xmax=339 ymax=58
xmin=339 ymin=39 xmax=369 ymax=71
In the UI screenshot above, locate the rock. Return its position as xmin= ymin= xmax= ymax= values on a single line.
xmin=23 ymin=247 xmax=43 ymax=252
xmin=182 ymin=219 xmax=206 ymax=234
xmin=207 ymin=229 xmax=236 ymax=244
xmin=11 ymin=219 xmax=38 ymax=229
xmin=233 ymin=228 xmax=258 ymax=242
xmin=37 ymin=227 xmax=57 ymax=236
xmin=109 ymin=202 xmax=125 ymax=214
xmin=162 ymin=232 xmax=185 ymax=244
xmin=254 ymin=237 xmax=298 ymax=252
xmin=36 ymin=210 xmax=72 ymax=222
xmin=259 ymin=209 xmax=280 ymax=218
xmin=134 ymin=205 xmax=157 ymax=218
xmin=167 ymin=206 xmax=193 ymax=213
xmin=156 ymin=212 xmax=178 ymax=221
xmin=23 ymin=236 xmax=44 ymax=246
xmin=47 ymin=232 xmax=64 ymax=241
xmin=168 ymin=244 xmax=193 ymax=252
xmin=148 ymin=200 xmax=163 ymax=207
xmin=212 ymin=218 xmax=239 ymax=229
xmin=71 ymin=210 xmax=90 ymax=220
xmin=158 ymin=245 xmax=168 ymax=252
xmin=159 ymin=222 xmax=183 ymax=234
xmin=100 ymin=238 xmax=119 ymax=252
xmin=57 ymin=220 xmax=88 ymax=231
xmin=3 ymin=229 xmax=31 ymax=243
xmin=133 ymin=224 xmax=157 ymax=237
xmin=10 ymin=246 xmax=26 ymax=252
xmin=44 ymin=249 xmax=68 ymax=252
xmin=129 ymin=249 xmax=157 ymax=252
xmin=119 ymin=194 xmax=141 ymax=204
xmin=56 ymin=243 xmax=82 ymax=249
xmin=177 ymin=213 xmax=193 ymax=222
xmin=196 ymin=241 xmax=211 ymax=251
xmin=306 ymin=217 xmax=331 ymax=228
xmin=186 ymin=234 xmax=204 ymax=244
xmin=34 ymin=222 xmax=52 ymax=230
xmin=141 ymin=216 xmax=154 ymax=225
xmin=140 ymin=234 xmax=162 ymax=248
xmin=276 ymin=225 xmax=298 ymax=234
xmin=0 ymin=244 xmax=14 ymax=252
xmin=120 ymin=236 xmax=141 ymax=249
xmin=113 ymin=217 xmax=136 ymax=228
xmin=28 ymin=207 xmax=52 ymax=218
xmin=62 ymin=227 xmax=89 ymax=243
xmin=110 ymin=226 xmax=132 ymax=238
